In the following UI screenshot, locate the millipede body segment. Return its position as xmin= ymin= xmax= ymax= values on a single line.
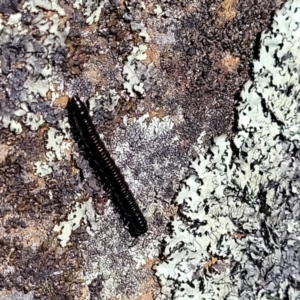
xmin=68 ymin=96 xmax=147 ymax=237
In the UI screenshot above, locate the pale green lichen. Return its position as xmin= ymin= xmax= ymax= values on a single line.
xmin=154 ymin=5 xmax=163 ymax=17
xmin=73 ymin=0 xmax=108 ymax=25
xmin=22 ymin=0 xmax=65 ymax=16
xmin=0 ymin=1 xmax=69 ymax=133
xmin=34 ymin=161 xmax=53 ymax=177
xmin=53 ymin=197 xmax=99 ymax=247
xmin=131 ymin=21 xmax=151 ymax=43
xmin=45 ymin=127 xmax=71 ymax=161
xmin=155 ymin=0 xmax=300 ymax=299
xmin=1 ymin=115 xmax=22 ymax=134
xmin=123 ymin=44 xmax=148 ymax=97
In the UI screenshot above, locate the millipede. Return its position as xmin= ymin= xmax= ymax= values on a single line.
xmin=68 ymin=96 xmax=147 ymax=237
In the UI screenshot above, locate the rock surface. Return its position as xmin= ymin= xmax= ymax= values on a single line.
xmin=156 ymin=0 xmax=300 ymax=299
xmin=0 ymin=0 xmax=288 ymax=299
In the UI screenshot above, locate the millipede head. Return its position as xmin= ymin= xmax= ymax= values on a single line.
xmin=68 ymin=95 xmax=87 ymax=113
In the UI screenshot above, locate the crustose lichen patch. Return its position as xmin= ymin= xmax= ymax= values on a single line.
xmin=155 ymin=1 xmax=300 ymax=299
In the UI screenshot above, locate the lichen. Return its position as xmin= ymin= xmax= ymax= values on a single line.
xmin=0 ymin=0 xmax=289 ymax=299
xmin=123 ymin=44 xmax=148 ymax=97
xmin=0 ymin=1 xmax=70 ymax=134
xmin=73 ymin=0 xmax=108 ymax=25
xmin=155 ymin=0 xmax=300 ymax=299
xmin=53 ymin=197 xmax=99 ymax=247
xmin=34 ymin=161 xmax=52 ymax=177
xmin=131 ymin=21 xmax=151 ymax=43
xmin=45 ymin=127 xmax=71 ymax=162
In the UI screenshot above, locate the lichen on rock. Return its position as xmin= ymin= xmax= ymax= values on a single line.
xmin=155 ymin=0 xmax=300 ymax=299
xmin=0 ymin=0 xmax=290 ymax=299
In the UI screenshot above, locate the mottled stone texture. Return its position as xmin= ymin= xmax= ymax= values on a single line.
xmin=156 ymin=0 xmax=300 ymax=299
xmin=0 ymin=0 xmax=286 ymax=299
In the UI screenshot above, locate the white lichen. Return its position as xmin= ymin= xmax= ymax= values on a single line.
xmin=155 ymin=0 xmax=300 ymax=299
xmin=45 ymin=127 xmax=71 ymax=161
xmin=34 ymin=161 xmax=53 ymax=177
xmin=123 ymin=44 xmax=147 ymax=97
xmin=1 ymin=115 xmax=23 ymax=134
xmin=53 ymin=197 xmax=100 ymax=247
xmin=89 ymin=90 xmax=121 ymax=113
xmin=23 ymin=112 xmax=45 ymax=131
xmin=0 ymin=4 xmax=70 ymax=134
xmin=131 ymin=21 xmax=151 ymax=43
xmin=73 ymin=0 xmax=108 ymax=25
xmin=154 ymin=5 xmax=163 ymax=17
xmin=23 ymin=0 xmax=65 ymax=16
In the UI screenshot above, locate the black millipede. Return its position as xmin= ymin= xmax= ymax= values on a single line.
xmin=67 ymin=96 xmax=147 ymax=237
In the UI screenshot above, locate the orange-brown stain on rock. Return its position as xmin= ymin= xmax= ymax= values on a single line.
xmin=217 ymin=52 xmax=240 ymax=82
xmin=0 ymin=215 xmax=51 ymax=250
xmin=139 ymin=258 xmax=160 ymax=300
xmin=217 ymin=0 xmax=239 ymax=25
xmin=136 ymin=290 xmax=154 ymax=300
xmin=143 ymin=257 xmax=160 ymax=270
xmin=204 ymin=256 xmax=219 ymax=269
xmin=0 ymin=289 xmax=17 ymax=299
xmin=135 ymin=277 xmax=157 ymax=300
xmin=144 ymin=44 xmax=161 ymax=67
xmin=148 ymin=108 xmax=168 ymax=120
xmin=167 ymin=205 xmax=178 ymax=217
xmin=36 ymin=122 xmax=50 ymax=142
xmin=0 ymin=144 xmax=14 ymax=164
xmin=77 ymin=286 xmax=89 ymax=300
xmin=64 ymin=139 xmax=74 ymax=163
xmin=221 ymin=52 xmax=240 ymax=72
xmin=53 ymin=95 xmax=69 ymax=109
xmin=232 ymin=231 xmax=247 ymax=239
xmin=14 ymin=62 xmax=26 ymax=69
xmin=84 ymin=64 xmax=103 ymax=85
